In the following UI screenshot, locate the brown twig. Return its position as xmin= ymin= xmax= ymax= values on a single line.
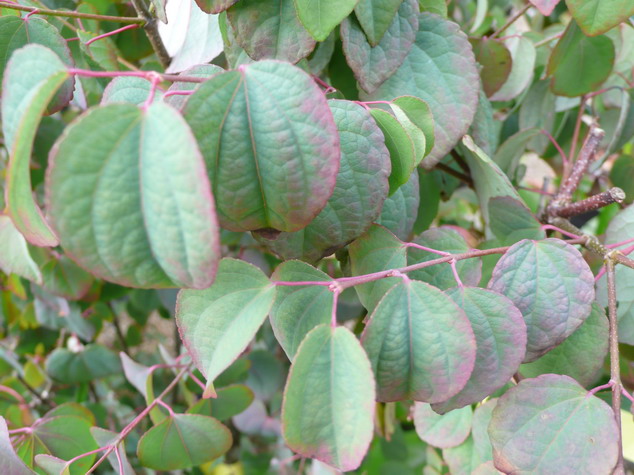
xmin=490 ymin=3 xmax=531 ymax=38
xmin=0 ymin=1 xmax=145 ymax=24
xmin=435 ymin=162 xmax=473 ymax=186
xmin=130 ymin=0 xmax=170 ymax=69
xmin=550 ymin=188 xmax=625 ymax=218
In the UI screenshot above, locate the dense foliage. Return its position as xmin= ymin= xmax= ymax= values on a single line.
xmin=1 ymin=0 xmax=634 ymax=473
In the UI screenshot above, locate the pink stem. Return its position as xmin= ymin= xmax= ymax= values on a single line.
xmin=142 ymin=72 xmax=162 ymax=110
xmin=273 ymin=280 xmax=331 ymax=287
xmin=156 ymin=398 xmax=175 ymax=417
xmin=85 ymin=23 xmax=139 ymax=46
xmin=588 ymin=380 xmax=615 ymax=397
xmin=405 ymin=242 xmax=451 ymax=257
xmin=595 ymin=266 xmax=607 ymax=282
xmin=0 ymin=384 xmax=27 ymax=407
xmin=360 ymin=100 xmax=393 ymax=106
xmin=188 ymin=371 xmax=206 ymax=391
xmin=450 ymin=260 xmax=464 ymax=288
xmin=65 ymin=37 xmax=80 ymax=42
xmin=115 ymin=446 xmax=124 ymax=474
xmin=622 ymin=388 xmax=634 ymax=405
xmin=162 ymin=89 xmax=195 ymax=98
xmin=24 ymin=8 xmax=39 ymax=20
xmin=63 ymin=446 xmax=108 ymax=470
xmin=541 ymin=129 xmax=569 ymax=170
xmin=541 ymin=224 xmax=582 ymax=240
xmin=330 ymin=284 xmax=341 ymax=328
xmin=8 ymin=427 xmax=32 ymax=435
xmin=67 ymin=68 xmax=207 ymax=84
xmin=606 ymin=237 xmax=634 ymax=249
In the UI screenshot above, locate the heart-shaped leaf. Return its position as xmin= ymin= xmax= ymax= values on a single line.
xmin=413 ymin=403 xmax=473 ymax=448
xmin=176 ymin=258 xmax=276 ymax=397
xmin=46 ymin=344 xmax=121 ymax=383
xmin=294 ymin=0 xmax=358 ymax=41
xmin=282 ymin=324 xmax=375 ymax=471
xmin=184 ymin=60 xmax=340 ymax=233
xmin=354 ymin=0 xmax=403 ymax=46
xmin=46 ymin=102 xmax=220 ymax=289
xmin=566 ymin=0 xmax=634 ymax=36
xmin=470 ymin=38 xmax=512 ymax=97
xmin=101 ymin=77 xmax=163 ymax=105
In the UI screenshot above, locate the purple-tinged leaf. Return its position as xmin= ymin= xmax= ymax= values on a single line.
xmin=489 ymin=36 xmax=536 ymax=102
xmin=282 ymin=324 xmax=375 ymax=471
xmin=227 ymin=0 xmax=315 ymax=63
xmin=488 ymin=196 xmax=545 ymax=246
xmin=469 ymin=38 xmax=512 ymax=97
xmin=362 ymin=13 xmax=479 ymax=168
xmin=361 ymin=279 xmax=476 ymax=402
xmin=294 ymin=0 xmax=358 ymax=42
xmin=256 ymin=100 xmax=390 ymax=262
xmin=377 ymin=169 xmax=420 ymax=241
xmin=341 ymin=0 xmax=419 ymax=94
xmin=413 ymin=403 xmax=472 ymax=448
xmin=91 ymin=427 xmax=134 ymax=475
xmin=408 ymin=227 xmax=482 ymax=290
xmin=46 ymin=102 xmax=220 ymax=289
xmin=349 ymin=224 xmax=407 ymax=312
xmin=0 ymin=417 xmax=34 ymax=475
xmin=34 ymin=455 xmax=69 ymax=475
xmin=194 ymin=0 xmax=238 ymax=13
xmin=164 ymin=64 xmax=224 ymax=110
xmin=488 ymin=374 xmax=619 ymax=474
xmin=432 ymin=287 xmax=526 ymax=413
xmin=489 ymin=239 xmax=594 ymax=362
xmin=521 ymin=303 xmax=608 ymax=387
xmin=529 ymin=0 xmax=560 ymax=16
xmin=184 ymin=60 xmax=340 ymax=233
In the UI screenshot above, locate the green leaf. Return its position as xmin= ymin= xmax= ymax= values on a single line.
xmin=44 ymin=403 xmax=95 ymax=425
xmin=120 ymin=353 xmax=165 ymax=424
xmin=377 ymin=169 xmax=420 ymax=241
xmin=227 ymin=0 xmax=315 ymax=63
xmin=91 ymin=427 xmax=134 ymax=475
xmin=137 ymin=414 xmax=232 ymax=470
xmin=413 ymin=403 xmax=473 ymax=448
xmin=270 ymin=261 xmax=334 ymax=360
xmin=361 ymin=279 xmax=476 ymax=402
xmin=488 ymin=374 xmax=619 ymax=474
xmin=488 ymin=239 xmax=595 ymax=362
xmin=164 ymin=64 xmax=224 ymax=110
xmin=521 ymin=303 xmax=609 ymax=387
xmin=518 ymin=79 xmax=557 ymax=155
xmin=293 ymin=0 xmax=358 ymax=41
xmin=0 ymin=17 xmax=74 ymax=114
xmin=488 ymin=196 xmax=545 ymax=246
xmin=432 ymin=287 xmax=526 ymax=413
xmin=349 ymin=224 xmax=407 ymax=312
xmin=548 ymin=21 xmax=615 ymax=97
xmin=469 ymin=38 xmax=512 ymax=97
xmin=2 ymin=45 xmax=71 ymax=247
xmin=78 ymin=30 xmax=118 ymax=71
xmin=0 ymin=215 xmax=42 ymax=283
xmin=341 ymin=0 xmax=419 ymax=93
xmin=46 ymin=102 xmax=220 ymax=289
xmin=408 ymin=227 xmax=482 ymax=290
xmin=0 ymin=417 xmax=35 ymax=475
xmin=183 ymin=60 xmax=340 ymax=233
xmin=282 ymin=324 xmax=375 ymax=471
xmin=194 ymin=0 xmax=239 ymax=13
xmin=176 ymin=258 xmax=276 ymax=397
xmin=610 ymin=155 xmax=634 ymax=204
xmin=489 ymin=36 xmax=536 ymax=102
xmin=45 ymin=344 xmax=121 ymax=383
xmin=492 ymin=128 xmax=541 ymax=175
xmin=468 ymin=90 xmax=498 ymax=157
xmin=566 ymin=0 xmax=634 ymax=36
xmin=362 ymin=13 xmax=479 ymax=168
xmin=392 ymin=95 xmax=434 ymax=157
xmin=211 ymin=385 xmax=255 ymax=420
xmin=370 ymin=108 xmax=416 ymax=194
xmin=256 ymin=100 xmax=390 ymax=262
xmin=37 ymin=254 xmax=94 ymax=301
xmin=102 ymin=77 xmax=163 ymax=105
xmin=354 ymin=0 xmax=403 ymax=45
xmin=35 ymin=455 xmax=69 ymax=475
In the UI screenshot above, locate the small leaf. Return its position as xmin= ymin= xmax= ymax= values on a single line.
xmin=282 ymin=324 xmax=375 ymax=471
xmin=489 ymin=36 xmax=536 ymax=102
xmin=370 ymin=108 xmax=416 ymax=194
xmin=488 ymin=374 xmax=619 ymax=474
xmin=293 ymin=0 xmax=358 ymax=41
xmin=91 ymin=427 xmax=134 ymax=475
xmin=548 ymin=20 xmax=615 ymax=97
xmin=521 ymin=303 xmax=609 ymax=387
xmin=270 ymin=261 xmax=334 ymax=360
xmin=46 ymin=102 xmax=220 ymax=289
xmin=354 ymin=0 xmax=403 ymax=45
xmin=341 ymin=0 xmax=419 ymax=94
xmin=361 ymin=279 xmax=476 ymax=402
xmin=413 ymin=403 xmax=473 ymax=448
xmin=137 ymin=414 xmax=232 ymax=470
xmin=392 ymin=96 xmax=434 ymax=157
xmin=488 ymin=239 xmax=595 ymax=362
xmin=488 ymin=196 xmax=545 ymax=246
xmin=566 ymin=0 xmax=634 ymax=36
xmin=227 ymin=0 xmax=315 ymax=63
xmin=432 ymin=287 xmax=526 ymax=413
xmin=377 ymin=169 xmax=420 ymax=241
xmin=0 ymin=417 xmax=35 ymax=475
xmin=78 ymin=30 xmax=118 ymax=70
xmin=362 ymin=13 xmax=479 ymax=168
xmin=176 ymin=258 xmax=275 ymax=397
xmin=46 ymin=345 xmax=121 ymax=383
xmin=470 ymin=38 xmax=512 ymax=97
xmin=101 ymin=77 xmax=163 ymax=105
xmin=184 ymin=60 xmax=340 ymax=233
xmin=211 ymin=385 xmax=254 ymax=420
xmin=0 ymin=215 xmax=42 ymax=283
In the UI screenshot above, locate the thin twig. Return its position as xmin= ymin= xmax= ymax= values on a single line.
xmin=551 ymin=188 xmax=625 ymax=218
xmin=491 ymin=3 xmax=531 ymax=38
xmin=0 ymin=1 xmax=146 ymax=24
xmin=130 ymin=0 xmax=171 ymax=69
xmin=435 ymin=162 xmax=473 ymax=186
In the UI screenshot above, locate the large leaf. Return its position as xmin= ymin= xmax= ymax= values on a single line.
xmin=0 ymin=417 xmax=34 ymax=475
xmin=377 ymin=169 xmax=420 ymax=240
xmin=349 ymin=224 xmax=408 ymax=312
xmin=282 ymin=324 xmax=375 ymax=471
xmin=46 ymin=102 xmax=220 ymax=289
xmin=176 ymin=258 xmax=276 ymax=397
xmin=341 ymin=0 xmax=419 ymax=94
xmin=256 ymin=100 xmax=390 ymax=262
xmin=547 ymin=20 xmax=614 ymax=97
xmin=566 ymin=0 xmax=634 ymax=36
xmin=408 ymin=227 xmax=482 ymax=290
xmin=270 ymin=261 xmax=334 ymax=360
xmin=0 ymin=215 xmax=42 ymax=283
xmin=413 ymin=403 xmax=473 ymax=448
xmin=488 ymin=374 xmax=619 ymax=474
xmin=293 ymin=0 xmax=358 ymax=41
xmin=354 ymin=0 xmax=403 ymax=46
xmin=227 ymin=0 xmax=315 ymax=63
xmin=362 ymin=13 xmax=479 ymax=168
xmin=361 ymin=279 xmax=476 ymax=402
xmin=137 ymin=414 xmax=232 ymax=470
xmin=184 ymin=60 xmax=340 ymax=233
xmin=432 ymin=287 xmax=526 ymax=413
xmin=521 ymin=303 xmax=608 ymax=387
xmin=2 ymin=45 xmax=70 ymax=247
xmin=488 ymin=239 xmax=595 ymax=362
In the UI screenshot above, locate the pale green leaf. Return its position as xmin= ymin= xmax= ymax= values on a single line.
xmin=293 ymin=0 xmax=359 ymax=41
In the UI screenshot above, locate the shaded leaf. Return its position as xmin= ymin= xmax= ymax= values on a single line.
xmin=176 ymin=258 xmax=275 ymax=397
xmin=211 ymin=385 xmax=254 ymax=420
xmin=184 ymin=60 xmax=340 ymax=233
xmin=0 ymin=417 xmax=35 ymax=475
xmin=91 ymin=427 xmax=134 ymax=475
xmin=35 ymin=455 xmax=69 ymax=475
xmin=0 ymin=215 xmax=42 ymax=283
xmin=46 ymin=102 xmax=220 ymax=289
xmin=294 ymin=0 xmax=358 ymax=41
xmin=488 ymin=239 xmax=595 ymax=362
xmin=354 ymin=0 xmax=402 ymax=46
xmin=195 ymin=0 xmax=238 ymax=13
xmin=488 ymin=196 xmax=545 ymax=246
xmin=488 ymin=374 xmax=619 ymax=474
xmin=362 ymin=13 xmax=479 ymax=168
xmin=46 ymin=344 xmax=121 ymax=383
xmin=566 ymin=0 xmax=634 ymax=36
xmin=282 ymin=324 xmax=375 ymax=471
xmin=470 ymin=38 xmax=512 ymax=97
xmin=489 ymin=36 xmax=536 ymax=102
xmin=120 ymin=353 xmax=165 ymax=424
xmin=377 ymin=169 xmax=420 ymax=241
xmin=164 ymin=63 xmax=224 ymax=110
xmin=413 ymin=403 xmax=472 ymax=448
